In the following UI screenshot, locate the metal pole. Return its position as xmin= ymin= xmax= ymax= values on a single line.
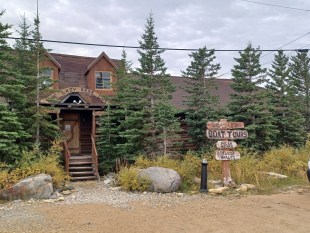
xmin=200 ymin=159 xmax=208 ymax=193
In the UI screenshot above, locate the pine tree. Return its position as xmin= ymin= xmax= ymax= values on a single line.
xmin=136 ymin=13 xmax=178 ymax=156
xmin=114 ymin=50 xmax=145 ymax=157
xmin=229 ymin=43 xmax=278 ymax=152
xmin=0 ymin=10 xmax=25 ymax=109
xmin=289 ymin=51 xmax=310 ymax=131
xmin=29 ymin=14 xmax=59 ymax=146
xmin=97 ymin=104 xmax=120 ymax=173
xmin=182 ymin=47 xmax=221 ymax=149
xmin=0 ymin=103 xmax=28 ymax=163
xmin=267 ymin=51 xmax=307 ymax=147
xmin=97 ymin=50 xmax=145 ymax=172
xmin=0 ymin=10 xmax=28 ymax=161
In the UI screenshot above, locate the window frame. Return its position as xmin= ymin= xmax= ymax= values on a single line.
xmin=40 ymin=67 xmax=54 ymax=89
xmin=95 ymin=71 xmax=112 ymax=90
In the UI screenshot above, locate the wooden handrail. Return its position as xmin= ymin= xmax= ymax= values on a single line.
xmin=91 ymin=135 xmax=99 ymax=179
xmin=63 ymin=141 xmax=71 ymax=172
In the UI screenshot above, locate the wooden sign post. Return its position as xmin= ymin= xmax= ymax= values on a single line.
xmin=207 ymin=119 xmax=247 ymax=186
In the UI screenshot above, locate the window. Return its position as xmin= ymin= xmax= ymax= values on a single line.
xmin=40 ymin=68 xmax=53 ymax=88
xmin=95 ymin=72 xmax=111 ymax=89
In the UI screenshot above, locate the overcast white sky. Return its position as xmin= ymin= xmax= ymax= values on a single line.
xmin=1 ymin=0 xmax=310 ymax=77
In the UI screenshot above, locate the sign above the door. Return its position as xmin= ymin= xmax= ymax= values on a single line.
xmin=40 ymin=87 xmax=106 ymax=104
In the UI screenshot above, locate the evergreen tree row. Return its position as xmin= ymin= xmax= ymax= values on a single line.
xmin=0 ymin=11 xmax=58 ymax=163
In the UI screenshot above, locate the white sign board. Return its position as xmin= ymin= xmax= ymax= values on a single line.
xmin=215 ymin=150 xmax=241 ymax=160
xmin=216 ymin=141 xmax=237 ymax=149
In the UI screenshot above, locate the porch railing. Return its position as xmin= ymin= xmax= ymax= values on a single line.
xmin=63 ymin=141 xmax=71 ymax=172
xmin=91 ymin=135 xmax=99 ymax=179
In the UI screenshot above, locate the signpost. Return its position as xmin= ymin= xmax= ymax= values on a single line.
xmin=206 ymin=119 xmax=247 ymax=186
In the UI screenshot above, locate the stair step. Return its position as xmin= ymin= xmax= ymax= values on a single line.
xmin=71 ymin=176 xmax=97 ymax=181
xmin=70 ymin=155 xmax=92 ymax=159
xmin=70 ymin=171 xmax=95 ymax=176
xmin=69 ymin=166 xmax=93 ymax=170
xmin=69 ymin=161 xmax=93 ymax=165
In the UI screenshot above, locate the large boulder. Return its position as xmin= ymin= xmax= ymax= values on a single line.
xmin=0 ymin=173 xmax=53 ymax=201
xmin=139 ymin=167 xmax=181 ymax=193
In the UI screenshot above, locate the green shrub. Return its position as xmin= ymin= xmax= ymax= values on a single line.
xmin=0 ymin=140 xmax=69 ymax=189
xmin=117 ymin=167 xmax=151 ymax=191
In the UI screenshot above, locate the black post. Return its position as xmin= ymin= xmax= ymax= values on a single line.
xmin=200 ymin=159 xmax=208 ymax=193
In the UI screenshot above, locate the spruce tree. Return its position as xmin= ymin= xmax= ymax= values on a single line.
xmin=136 ymin=13 xmax=179 ymax=156
xmin=0 ymin=10 xmax=28 ymax=161
xmin=267 ymin=51 xmax=306 ymax=147
xmin=29 ymin=14 xmax=59 ymax=145
xmin=229 ymin=43 xmax=278 ymax=152
xmin=114 ymin=50 xmax=145 ymax=157
xmin=182 ymin=47 xmax=220 ymax=149
xmin=97 ymin=50 xmax=145 ymax=172
xmin=289 ymin=51 xmax=310 ymax=131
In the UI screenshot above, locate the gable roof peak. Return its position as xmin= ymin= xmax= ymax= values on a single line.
xmin=84 ymin=51 xmax=117 ymax=75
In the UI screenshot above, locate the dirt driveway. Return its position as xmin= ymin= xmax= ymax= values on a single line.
xmin=1 ymin=184 xmax=309 ymax=233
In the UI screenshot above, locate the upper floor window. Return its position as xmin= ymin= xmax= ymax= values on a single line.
xmin=40 ymin=67 xmax=53 ymax=88
xmin=95 ymin=71 xmax=111 ymax=89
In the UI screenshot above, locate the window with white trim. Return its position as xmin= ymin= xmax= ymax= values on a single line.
xmin=95 ymin=71 xmax=111 ymax=89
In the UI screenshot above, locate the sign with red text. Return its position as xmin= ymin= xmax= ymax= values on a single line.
xmin=207 ymin=121 xmax=244 ymax=130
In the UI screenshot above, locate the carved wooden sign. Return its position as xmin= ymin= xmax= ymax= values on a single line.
xmin=40 ymin=87 xmax=105 ymax=103
xmin=215 ymin=150 xmax=241 ymax=160
xmin=206 ymin=130 xmax=248 ymax=140
xmin=216 ymin=141 xmax=237 ymax=149
xmin=206 ymin=119 xmax=247 ymax=185
xmin=207 ymin=121 xmax=244 ymax=130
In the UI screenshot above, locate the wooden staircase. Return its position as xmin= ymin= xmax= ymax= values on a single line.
xmin=69 ymin=154 xmax=97 ymax=181
xmin=69 ymin=118 xmax=98 ymax=181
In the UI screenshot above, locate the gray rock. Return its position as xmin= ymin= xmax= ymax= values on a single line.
xmin=0 ymin=174 xmax=53 ymax=201
xmin=138 ymin=167 xmax=181 ymax=193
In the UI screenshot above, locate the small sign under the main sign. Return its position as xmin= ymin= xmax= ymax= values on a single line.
xmin=206 ymin=130 xmax=248 ymax=140
xmin=207 ymin=121 xmax=244 ymax=129
xmin=216 ymin=141 xmax=237 ymax=149
xmin=215 ymin=150 xmax=241 ymax=160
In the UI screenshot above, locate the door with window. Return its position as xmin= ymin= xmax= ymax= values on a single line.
xmin=61 ymin=113 xmax=80 ymax=154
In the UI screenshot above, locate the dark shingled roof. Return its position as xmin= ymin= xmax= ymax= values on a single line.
xmin=170 ymin=76 xmax=235 ymax=110
xmin=49 ymin=53 xmax=235 ymax=109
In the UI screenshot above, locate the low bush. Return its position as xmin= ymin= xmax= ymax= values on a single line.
xmin=117 ymin=167 xmax=151 ymax=191
xmin=119 ymin=153 xmax=202 ymax=191
xmin=0 ymin=140 xmax=69 ymax=189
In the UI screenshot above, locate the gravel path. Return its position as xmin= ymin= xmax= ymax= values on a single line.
xmin=0 ymin=181 xmax=206 ymax=233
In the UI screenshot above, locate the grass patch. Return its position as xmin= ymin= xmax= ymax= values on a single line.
xmin=117 ymin=143 xmax=309 ymax=193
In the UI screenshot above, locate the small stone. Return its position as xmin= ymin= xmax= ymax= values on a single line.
xmin=62 ymin=190 xmax=71 ymax=195
xmin=43 ymin=199 xmax=55 ymax=203
xmin=110 ymin=187 xmax=122 ymax=191
xmin=56 ymin=196 xmax=65 ymax=201
xmin=209 ymin=187 xmax=229 ymax=194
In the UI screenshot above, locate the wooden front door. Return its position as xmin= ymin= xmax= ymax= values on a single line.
xmin=62 ymin=113 xmax=80 ymax=154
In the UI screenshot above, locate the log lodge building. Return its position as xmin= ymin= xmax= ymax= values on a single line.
xmin=39 ymin=52 xmax=234 ymax=180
